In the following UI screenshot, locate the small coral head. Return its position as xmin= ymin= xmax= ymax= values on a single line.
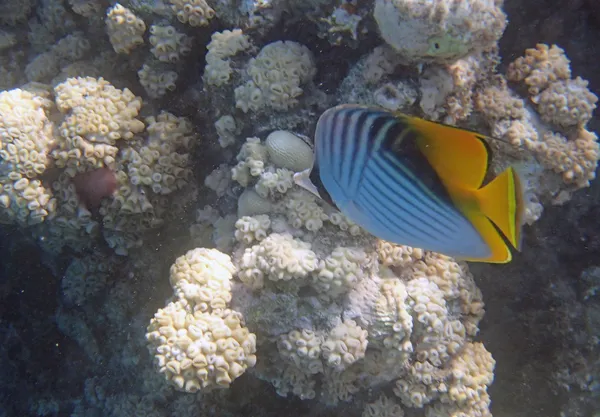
xmin=73 ymin=167 xmax=118 ymax=210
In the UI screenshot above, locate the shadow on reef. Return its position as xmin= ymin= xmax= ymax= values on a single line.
xmin=0 ymin=228 xmax=85 ymax=415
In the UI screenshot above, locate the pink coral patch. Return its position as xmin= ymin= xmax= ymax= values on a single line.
xmin=72 ymin=167 xmax=118 ymax=210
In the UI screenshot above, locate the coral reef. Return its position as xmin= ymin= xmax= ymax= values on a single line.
xmin=0 ymin=0 xmax=598 ymax=417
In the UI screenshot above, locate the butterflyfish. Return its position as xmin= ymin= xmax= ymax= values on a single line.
xmin=293 ymin=104 xmax=524 ymax=263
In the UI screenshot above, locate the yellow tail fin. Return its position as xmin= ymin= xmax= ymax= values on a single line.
xmin=475 ymin=167 xmax=524 ymax=250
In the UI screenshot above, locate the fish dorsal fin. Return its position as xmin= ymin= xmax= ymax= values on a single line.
xmin=398 ymin=114 xmax=491 ymax=190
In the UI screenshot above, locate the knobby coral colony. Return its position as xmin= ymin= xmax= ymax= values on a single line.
xmin=0 ymin=0 xmax=597 ymax=416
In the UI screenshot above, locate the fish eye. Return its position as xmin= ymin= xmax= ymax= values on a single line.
xmin=434 ymin=42 xmax=440 ymax=49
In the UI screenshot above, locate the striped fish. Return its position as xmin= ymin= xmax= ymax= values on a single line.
xmin=294 ymin=104 xmax=524 ymax=263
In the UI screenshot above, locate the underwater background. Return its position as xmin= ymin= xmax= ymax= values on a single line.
xmin=0 ymin=0 xmax=599 ymax=416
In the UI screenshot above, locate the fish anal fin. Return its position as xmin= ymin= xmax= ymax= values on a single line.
xmin=460 ymin=210 xmax=512 ymax=263
xmin=401 ymin=115 xmax=490 ymax=189
xmin=475 ymin=166 xmax=524 ymax=250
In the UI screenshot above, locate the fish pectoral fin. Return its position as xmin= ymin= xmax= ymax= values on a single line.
xmin=460 ymin=210 xmax=512 ymax=263
xmin=293 ymin=168 xmax=322 ymax=200
xmin=402 ymin=114 xmax=491 ymax=189
xmin=475 ymin=166 xmax=524 ymax=250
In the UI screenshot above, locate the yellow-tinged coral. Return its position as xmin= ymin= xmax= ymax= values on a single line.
xmin=204 ymin=29 xmax=252 ymax=87
xmin=536 ymin=128 xmax=599 ymax=188
xmin=411 ymin=253 xmax=485 ymax=336
xmin=476 ymin=44 xmax=599 ymax=190
xmin=377 ymin=240 xmax=424 ymax=268
xmin=51 ymin=76 xmax=144 ymax=175
xmin=532 ymin=76 xmax=598 ymax=128
xmin=507 ymin=44 xmax=598 ymax=131
xmin=0 ymin=89 xmax=55 ymax=179
xmin=507 ymin=44 xmax=571 ymax=96
xmin=53 ymin=77 xmax=142 ymax=140
xmin=169 ymin=0 xmax=215 ymax=27
xmin=474 ymin=81 xmax=525 ymax=122
xmin=425 ymin=342 xmax=495 ymax=417
xmin=105 ymin=3 xmax=146 ymax=54
xmin=420 ymin=50 xmax=498 ymax=123
xmin=119 ymin=111 xmax=194 ymax=196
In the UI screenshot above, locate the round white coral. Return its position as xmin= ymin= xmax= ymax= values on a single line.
xmin=146 ymin=301 xmax=257 ymax=392
xmin=169 ymin=248 xmax=235 ymax=313
xmin=235 ymin=40 xmax=316 ymax=112
xmin=238 ymin=233 xmax=319 ymax=290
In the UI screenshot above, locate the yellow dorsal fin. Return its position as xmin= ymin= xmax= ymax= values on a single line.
xmin=474 ymin=166 xmax=524 ymax=249
xmin=398 ymin=114 xmax=491 ymax=190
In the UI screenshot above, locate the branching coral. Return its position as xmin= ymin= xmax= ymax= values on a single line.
xmin=476 ymin=44 xmax=598 ymax=194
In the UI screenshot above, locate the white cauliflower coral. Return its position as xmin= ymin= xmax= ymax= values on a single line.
xmin=146 ymin=301 xmax=257 ymax=392
xmin=0 ymin=88 xmax=57 ymax=225
xmin=146 ymin=248 xmax=257 ymax=393
xmin=234 ymin=40 xmax=317 ymax=112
